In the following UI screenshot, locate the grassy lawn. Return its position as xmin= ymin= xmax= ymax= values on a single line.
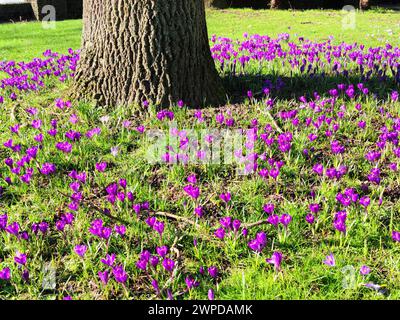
xmin=0 ymin=8 xmax=400 ymax=300
xmin=1 ymin=8 xmax=400 ymax=61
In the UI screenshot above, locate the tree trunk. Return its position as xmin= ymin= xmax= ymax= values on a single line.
xmin=73 ymin=0 xmax=225 ymax=108
xmin=270 ymin=0 xmax=282 ymax=9
xmin=360 ymin=0 xmax=369 ymax=10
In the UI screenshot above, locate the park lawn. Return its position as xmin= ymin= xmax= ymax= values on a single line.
xmin=1 ymin=8 xmax=400 ymax=61
xmin=0 ymin=8 xmax=400 ymax=300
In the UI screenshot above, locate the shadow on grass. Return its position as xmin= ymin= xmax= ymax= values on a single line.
xmin=221 ymin=71 xmax=400 ymax=104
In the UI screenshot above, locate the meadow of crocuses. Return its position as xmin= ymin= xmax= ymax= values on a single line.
xmin=1 ymin=27 xmax=400 ymax=300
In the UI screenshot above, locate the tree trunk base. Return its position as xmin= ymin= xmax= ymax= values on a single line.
xmin=73 ymin=0 xmax=225 ymax=108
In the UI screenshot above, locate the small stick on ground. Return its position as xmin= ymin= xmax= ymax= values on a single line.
xmin=57 ymin=191 xmax=130 ymax=225
xmin=243 ymin=220 xmax=268 ymax=229
xmin=152 ymin=211 xmax=198 ymax=228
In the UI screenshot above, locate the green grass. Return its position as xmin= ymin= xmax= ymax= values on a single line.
xmin=0 ymin=8 xmax=400 ymax=300
xmin=1 ymin=8 xmax=400 ymax=61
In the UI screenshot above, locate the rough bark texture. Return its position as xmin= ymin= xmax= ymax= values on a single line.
xmin=73 ymin=0 xmax=226 ymax=108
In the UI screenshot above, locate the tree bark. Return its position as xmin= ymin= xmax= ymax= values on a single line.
xmin=73 ymin=0 xmax=225 ymax=108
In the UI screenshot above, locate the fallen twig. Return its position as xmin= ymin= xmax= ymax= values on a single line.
xmin=57 ymin=191 xmax=130 ymax=225
xmin=243 ymin=219 xmax=268 ymax=229
xmin=152 ymin=211 xmax=198 ymax=228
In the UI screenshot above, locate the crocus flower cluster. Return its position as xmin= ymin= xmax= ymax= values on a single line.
xmin=1 ymin=33 xmax=400 ymax=300
xmin=248 ymin=232 xmax=267 ymax=252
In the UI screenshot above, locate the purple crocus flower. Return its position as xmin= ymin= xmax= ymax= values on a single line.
xmin=392 ymin=231 xmax=400 ymax=242
xmin=248 ymin=232 xmax=267 ymax=252
xmin=232 ymin=219 xmax=241 ymax=232
xmin=101 ymin=227 xmax=112 ymax=240
xmin=389 ymin=163 xmax=398 ymax=171
xmin=65 ymin=130 xmax=82 ymax=141
xmin=220 ymin=217 xmax=232 ymax=229
xmin=74 ymin=245 xmax=87 ymax=257
xmin=101 ymin=253 xmax=116 ymax=267
xmin=360 ymin=265 xmax=371 ymax=276
xmin=185 ymin=276 xmax=199 ymax=290
xmin=31 ymin=119 xmax=42 ymax=129
xmin=214 ymin=227 xmax=226 ymax=240
xmin=216 ymin=113 xmax=225 ymax=124
xmin=267 ymin=214 xmax=280 ymax=227
xmin=306 ymin=213 xmax=315 ymax=224
xmin=47 ymin=129 xmax=58 ymax=137
xmin=153 ymin=221 xmax=165 ymax=237
xmin=162 ymin=258 xmax=175 ymax=272
xmin=323 ymin=253 xmax=336 ymax=267
xmin=309 ymin=204 xmax=320 ymax=214
xmin=10 ymin=124 xmax=20 ymax=134
xmin=14 ymin=252 xmax=27 ymax=266
xmin=86 ymin=127 xmax=101 ymax=138
xmin=258 ymin=168 xmax=269 ymax=179
xmin=6 ymin=222 xmax=20 ymax=237
xmin=40 ymin=163 xmax=56 ymax=175
xmin=150 ymin=256 xmax=159 ymax=268
xmin=140 ymin=250 xmax=151 ymax=262
xmin=56 ymin=141 xmax=72 ymax=153
xmin=365 ymin=151 xmax=381 ymax=163
xmin=208 ymin=266 xmax=218 ymax=278
xmin=220 ymin=192 xmax=231 ymax=203
xmin=280 ymin=214 xmax=292 ymax=228
xmin=266 ymin=251 xmax=283 ymax=271
xmin=359 ymin=196 xmax=371 ymax=208
xmin=112 ymin=265 xmax=128 ymax=283
xmin=208 ymin=289 xmax=215 ymax=300
xmin=333 ymin=211 xmax=347 ymax=233
xmin=152 ymin=279 xmax=160 ymax=295
xmin=0 ymin=268 xmax=11 ymax=281
xmin=95 ymin=162 xmax=107 ymax=172
xmin=391 ymin=91 xmax=399 ymax=102
xmin=98 ymin=270 xmax=109 ymax=285
xmin=368 ymin=168 xmax=381 ymax=185
xmin=269 ymin=168 xmax=280 ymax=180
xmin=22 ymin=269 xmax=29 ymax=282
xmin=146 ymin=217 xmax=156 ymax=228
xmin=114 ymin=225 xmax=126 ymax=236
xmin=194 ymin=206 xmax=203 ymax=218
xmin=0 ymin=214 xmax=8 ymax=230
xmin=263 ymin=203 xmax=275 ymax=215
xmin=331 ymin=140 xmax=345 ymax=154
xmin=136 ymin=259 xmax=148 ymax=271
xmin=183 ymin=185 xmax=200 ymax=200
xmin=154 ymin=247 xmax=167 ymax=259
xmin=167 ymin=289 xmax=174 ymax=300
